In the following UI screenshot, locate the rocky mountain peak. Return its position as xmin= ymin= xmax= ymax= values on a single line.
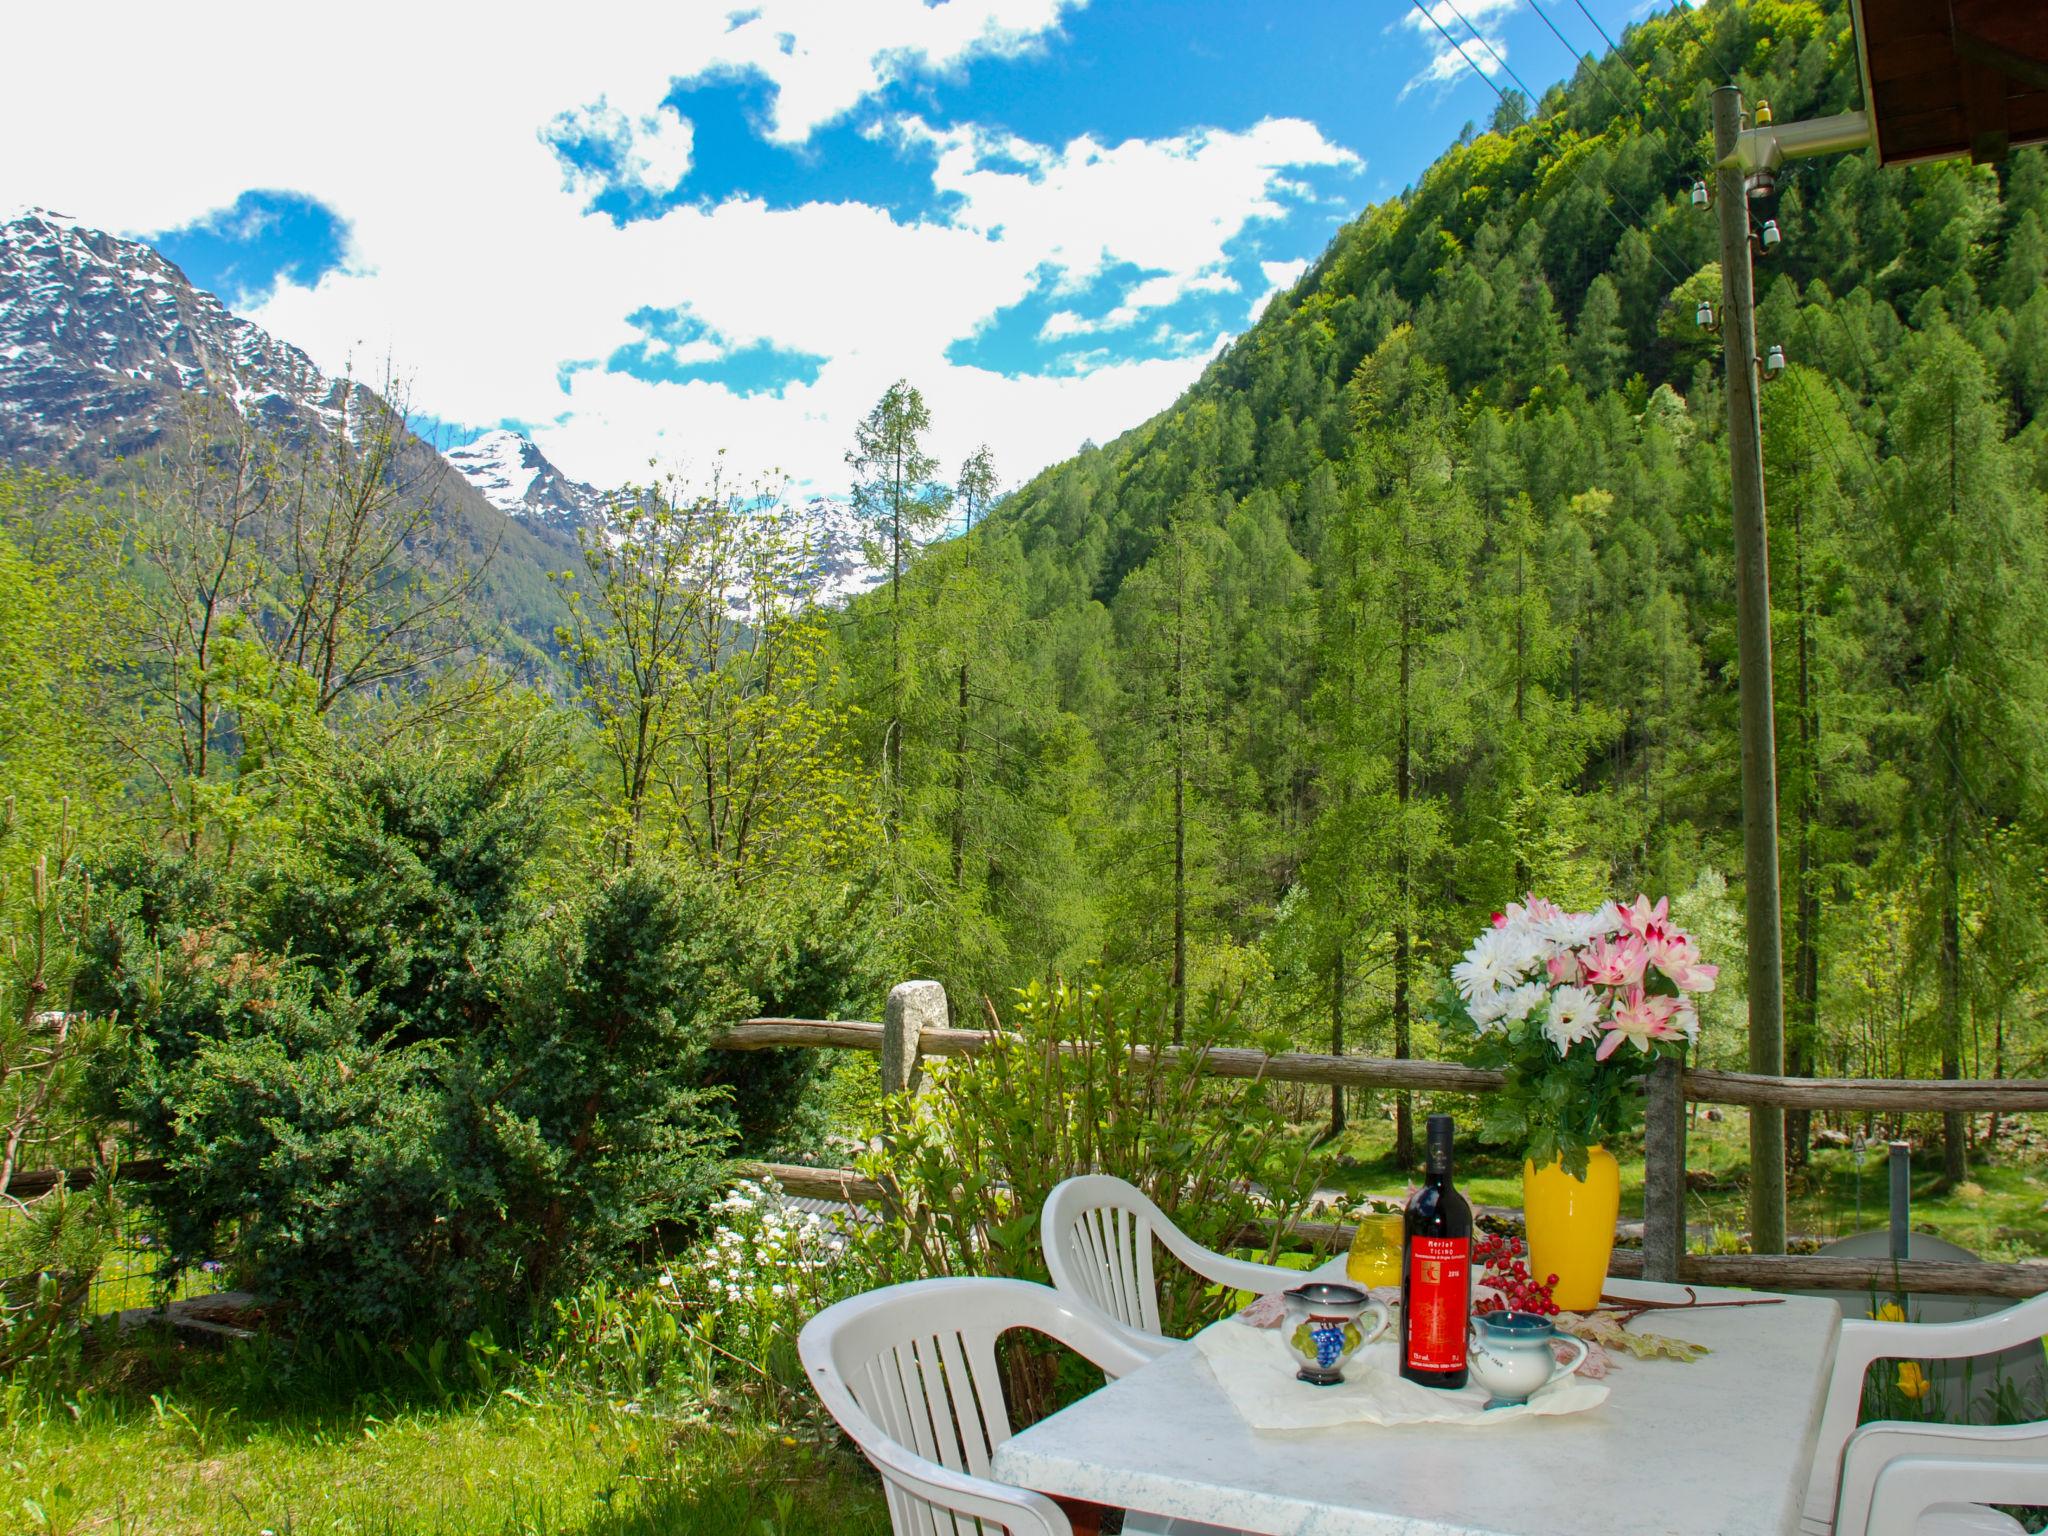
xmin=444 ymin=428 xmax=601 ymax=533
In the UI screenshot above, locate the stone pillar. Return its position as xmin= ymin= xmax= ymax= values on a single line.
xmin=882 ymin=980 xmax=947 ymax=1094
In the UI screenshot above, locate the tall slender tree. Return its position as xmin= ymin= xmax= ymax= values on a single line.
xmin=847 ymin=381 xmax=946 ymax=846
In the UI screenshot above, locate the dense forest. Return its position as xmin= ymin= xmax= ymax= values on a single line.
xmin=828 ymin=0 xmax=2048 ymax=1168
xmin=3 ymin=0 xmax=2044 ymax=1245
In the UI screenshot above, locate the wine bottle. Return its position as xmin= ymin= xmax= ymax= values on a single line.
xmin=1400 ymin=1113 xmax=1473 ymax=1388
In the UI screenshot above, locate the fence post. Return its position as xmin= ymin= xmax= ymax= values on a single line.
xmin=1643 ymin=1056 xmax=1688 ymax=1283
xmin=882 ymin=980 xmax=947 ymax=1094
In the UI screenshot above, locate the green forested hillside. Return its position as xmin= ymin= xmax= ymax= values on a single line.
xmin=844 ymin=0 xmax=2048 ymax=1158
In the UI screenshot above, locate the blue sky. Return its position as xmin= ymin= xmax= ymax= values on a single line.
xmin=10 ymin=0 xmax=1667 ymax=491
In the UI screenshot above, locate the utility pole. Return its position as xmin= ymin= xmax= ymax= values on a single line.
xmin=1712 ymin=84 xmax=1787 ymax=1257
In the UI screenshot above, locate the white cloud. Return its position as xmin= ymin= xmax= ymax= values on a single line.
xmin=900 ymin=115 xmax=1356 ymax=297
xmin=683 ymin=0 xmax=1084 ymax=144
xmin=0 ymin=0 xmax=1357 ymax=495
xmin=1399 ymin=0 xmax=1521 ymax=98
xmin=1248 ymin=258 xmax=1308 ymax=323
xmin=546 ymin=99 xmax=695 ymax=202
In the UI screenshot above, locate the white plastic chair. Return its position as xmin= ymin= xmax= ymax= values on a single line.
xmin=799 ymin=1275 xmax=1235 ymax=1536
xmin=1803 ymin=1291 xmax=2048 ymax=1536
xmin=1041 ymin=1174 xmax=1308 ymax=1359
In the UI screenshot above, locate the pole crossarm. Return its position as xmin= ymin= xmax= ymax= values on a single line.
xmin=1725 ymin=110 xmax=1874 ymax=173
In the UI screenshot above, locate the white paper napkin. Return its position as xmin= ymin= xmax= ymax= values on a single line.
xmin=1194 ymin=1318 xmax=1609 ymax=1432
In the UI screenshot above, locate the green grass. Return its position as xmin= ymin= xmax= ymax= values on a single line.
xmin=1301 ymin=1111 xmax=2048 ymax=1261
xmin=2 ymin=1348 xmax=891 ymax=1536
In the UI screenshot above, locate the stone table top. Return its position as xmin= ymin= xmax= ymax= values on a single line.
xmin=991 ymin=1273 xmax=1843 ymax=1536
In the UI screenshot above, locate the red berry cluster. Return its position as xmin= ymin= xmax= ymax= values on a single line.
xmin=1472 ymin=1232 xmax=1561 ymax=1316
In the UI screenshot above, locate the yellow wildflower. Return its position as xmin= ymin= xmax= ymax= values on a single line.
xmin=1895 ymin=1362 xmax=1932 ymax=1400
xmin=1872 ymin=1303 xmax=1907 ymax=1323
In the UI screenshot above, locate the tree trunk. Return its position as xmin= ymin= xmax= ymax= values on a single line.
xmin=952 ymin=660 xmax=969 ymax=888
xmin=1939 ymin=722 xmax=1966 ymax=1185
xmin=1786 ymin=501 xmax=1818 ymax=1165
xmin=1173 ymin=755 xmax=1187 ymax=1048
xmin=1329 ymin=947 xmax=1347 ymax=1138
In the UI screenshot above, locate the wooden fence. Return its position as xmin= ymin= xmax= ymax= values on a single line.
xmin=711 ymin=981 xmax=2048 ymax=1302
xmin=21 ymin=986 xmax=2045 ymax=1303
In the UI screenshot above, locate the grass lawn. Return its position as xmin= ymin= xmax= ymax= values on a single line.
xmin=1303 ymin=1109 xmax=2048 ymax=1261
xmin=3 ymin=1355 xmax=890 ymax=1536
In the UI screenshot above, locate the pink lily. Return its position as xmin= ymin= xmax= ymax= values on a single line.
xmin=1595 ymin=986 xmax=1683 ymax=1060
xmin=1581 ymin=934 xmax=1648 ymax=990
xmin=1616 ymin=893 xmax=1672 ymax=942
xmin=1547 ymin=949 xmax=1584 ymax=985
xmin=1644 ymin=930 xmax=1716 ymax=993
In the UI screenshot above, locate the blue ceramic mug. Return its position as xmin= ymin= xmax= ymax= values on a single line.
xmin=1467 ymin=1310 xmax=1590 ymax=1408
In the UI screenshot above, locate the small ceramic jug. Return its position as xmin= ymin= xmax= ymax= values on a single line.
xmin=1279 ymin=1281 xmax=1391 ymax=1387
xmin=1467 ymin=1309 xmax=1590 ymax=1408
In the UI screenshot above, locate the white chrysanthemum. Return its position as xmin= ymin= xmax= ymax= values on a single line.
xmin=1500 ymin=980 xmax=1550 ymax=1023
xmin=1467 ymin=987 xmax=1511 ymax=1034
xmin=1539 ymin=909 xmax=1601 ymax=951
xmin=1453 ymin=928 xmax=1520 ymax=1001
xmin=1542 ymin=984 xmax=1604 ymax=1055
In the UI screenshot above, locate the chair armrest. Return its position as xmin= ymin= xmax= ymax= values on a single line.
xmin=855 ymin=1419 xmax=1073 ymax=1536
xmin=1151 ymin=1222 xmax=1312 ymax=1302
xmin=1024 ymin=1283 xmax=1175 ymax=1379
xmin=1865 ymin=1455 xmax=2048 ymax=1536
xmin=1838 ymin=1297 xmax=2048 ymax=1374
xmin=1837 ymin=1420 xmax=2048 ymax=1536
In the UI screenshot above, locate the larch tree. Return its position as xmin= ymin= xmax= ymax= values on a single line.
xmin=847 ymin=380 xmax=948 ymax=847
xmin=1884 ymin=326 xmax=2046 ymax=1183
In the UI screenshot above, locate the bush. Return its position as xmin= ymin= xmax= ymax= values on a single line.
xmin=80 ymin=747 xmax=863 ymax=1341
xmin=864 ymin=976 xmax=1320 ymax=1416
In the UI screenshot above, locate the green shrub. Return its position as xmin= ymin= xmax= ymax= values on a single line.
xmin=79 ymin=747 xmax=864 ymax=1341
xmin=865 ymin=976 xmax=1319 ymax=1416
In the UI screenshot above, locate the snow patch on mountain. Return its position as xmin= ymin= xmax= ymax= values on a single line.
xmin=0 ymin=207 xmax=343 ymax=458
xmin=445 ymin=428 xmax=600 ymax=533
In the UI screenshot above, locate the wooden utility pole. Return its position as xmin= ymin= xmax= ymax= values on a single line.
xmin=1712 ymin=84 xmax=1787 ymax=1256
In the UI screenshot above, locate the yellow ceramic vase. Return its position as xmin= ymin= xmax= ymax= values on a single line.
xmin=1521 ymin=1145 xmax=1621 ymax=1312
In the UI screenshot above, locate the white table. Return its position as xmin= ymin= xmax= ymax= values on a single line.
xmin=991 ymin=1275 xmax=1843 ymax=1536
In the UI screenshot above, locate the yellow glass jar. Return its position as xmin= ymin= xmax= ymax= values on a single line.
xmin=1521 ymin=1145 xmax=1621 ymax=1311
xmin=1345 ymin=1210 xmax=1404 ymax=1288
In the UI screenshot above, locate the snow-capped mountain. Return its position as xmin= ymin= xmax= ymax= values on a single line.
xmin=445 ymin=428 xmax=601 ymax=534
xmin=802 ymin=497 xmax=890 ymax=606
xmin=0 ymin=207 xmax=891 ymax=618
xmin=0 ymin=208 xmax=342 ymax=460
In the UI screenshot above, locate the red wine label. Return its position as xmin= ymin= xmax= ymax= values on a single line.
xmin=1405 ymin=1236 xmax=1470 ymax=1372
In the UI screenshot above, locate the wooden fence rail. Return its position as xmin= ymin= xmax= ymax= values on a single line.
xmin=709 ymin=1019 xmax=2048 ymax=1111
xmin=715 ymin=1003 xmax=2048 ymax=1300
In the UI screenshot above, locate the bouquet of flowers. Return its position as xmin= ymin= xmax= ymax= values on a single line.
xmin=1444 ymin=895 xmax=1717 ymax=1176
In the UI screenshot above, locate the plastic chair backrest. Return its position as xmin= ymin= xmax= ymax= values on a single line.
xmin=799 ymin=1275 xmax=1153 ymax=1536
xmin=1803 ymin=1292 xmax=2048 ymax=1534
xmin=1041 ymin=1173 xmax=1308 ymax=1348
